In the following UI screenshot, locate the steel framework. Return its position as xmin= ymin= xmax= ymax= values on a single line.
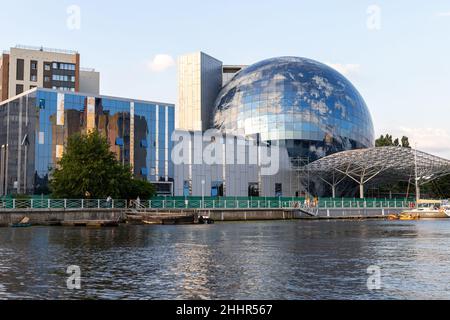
xmin=297 ymin=147 xmax=450 ymax=199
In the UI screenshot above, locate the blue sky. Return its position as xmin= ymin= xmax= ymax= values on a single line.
xmin=1 ymin=0 xmax=450 ymax=157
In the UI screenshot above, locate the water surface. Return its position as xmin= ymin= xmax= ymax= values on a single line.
xmin=1 ymin=220 xmax=450 ymax=300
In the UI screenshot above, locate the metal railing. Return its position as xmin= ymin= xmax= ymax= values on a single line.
xmin=140 ymin=199 xmax=413 ymax=210
xmin=0 ymin=199 xmax=128 ymax=210
xmin=0 ymin=198 xmax=414 ymax=211
xmin=15 ymin=44 xmax=78 ymax=55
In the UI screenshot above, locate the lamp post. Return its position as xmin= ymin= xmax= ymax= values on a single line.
xmin=201 ymin=179 xmax=205 ymax=209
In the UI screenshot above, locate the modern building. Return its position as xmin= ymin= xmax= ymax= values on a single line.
xmin=214 ymin=57 xmax=375 ymax=161
xmin=0 ymin=45 xmax=100 ymax=102
xmin=176 ymin=52 xmax=223 ymax=132
xmin=174 ymin=52 xmax=376 ymax=197
xmin=222 ymin=65 xmax=247 ymax=86
xmin=0 ymin=88 xmax=174 ymax=196
xmin=173 ymin=131 xmax=295 ymax=197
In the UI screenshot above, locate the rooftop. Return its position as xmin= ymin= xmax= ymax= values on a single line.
xmin=13 ymin=45 xmax=78 ymax=55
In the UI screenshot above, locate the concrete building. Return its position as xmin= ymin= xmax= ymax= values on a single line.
xmin=0 ymin=45 xmax=100 ymax=102
xmin=79 ymin=68 xmax=100 ymax=95
xmin=173 ymin=131 xmax=298 ymax=197
xmin=176 ymin=52 xmax=223 ymax=132
xmin=222 ymin=65 xmax=247 ymax=86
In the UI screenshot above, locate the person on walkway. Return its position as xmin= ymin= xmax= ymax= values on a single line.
xmin=106 ymin=196 xmax=112 ymax=208
xmin=136 ymin=196 xmax=141 ymax=208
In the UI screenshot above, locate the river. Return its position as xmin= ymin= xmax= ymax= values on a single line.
xmin=1 ymin=220 xmax=450 ymax=300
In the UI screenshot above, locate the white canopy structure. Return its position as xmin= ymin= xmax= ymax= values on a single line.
xmin=298 ymin=147 xmax=450 ymax=199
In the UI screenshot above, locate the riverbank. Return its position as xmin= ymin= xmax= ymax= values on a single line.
xmin=0 ymin=207 xmax=410 ymax=227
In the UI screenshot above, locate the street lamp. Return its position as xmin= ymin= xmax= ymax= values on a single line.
xmin=201 ymin=179 xmax=205 ymax=209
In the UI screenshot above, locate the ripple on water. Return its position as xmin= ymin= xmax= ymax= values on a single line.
xmin=1 ymin=220 xmax=450 ymax=299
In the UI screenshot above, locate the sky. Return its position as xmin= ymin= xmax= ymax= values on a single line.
xmin=1 ymin=0 xmax=449 ymax=157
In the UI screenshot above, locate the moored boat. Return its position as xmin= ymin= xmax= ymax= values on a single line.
xmin=401 ymin=200 xmax=450 ymax=219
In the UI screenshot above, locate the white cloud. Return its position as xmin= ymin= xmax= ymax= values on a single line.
xmin=147 ymin=54 xmax=175 ymax=72
xmin=436 ymin=12 xmax=450 ymax=17
xmin=395 ymin=127 xmax=450 ymax=158
xmin=325 ymin=62 xmax=361 ymax=76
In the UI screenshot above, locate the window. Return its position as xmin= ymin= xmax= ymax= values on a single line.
xmin=16 ymin=84 xmax=24 ymax=95
xmin=140 ymin=139 xmax=148 ymax=148
xmin=52 ymin=62 xmax=58 ymax=69
xmin=248 ymin=183 xmax=260 ymax=197
xmin=71 ymin=76 xmax=76 ymax=82
xmin=31 ymin=61 xmax=37 ymax=70
xmin=211 ymin=181 xmax=224 ymax=197
xmin=59 ymin=63 xmax=75 ymax=71
xmin=38 ymin=99 xmax=45 ymax=109
xmin=275 ymin=183 xmax=282 ymax=197
xmin=44 ymin=63 xmax=51 ymax=71
xmin=115 ymin=138 xmax=124 ymax=146
xmin=183 ymin=180 xmax=192 ymax=197
xmin=30 ymin=75 xmax=37 ymax=82
xmin=44 ymin=76 xmax=50 ymax=82
xmin=16 ymin=59 xmax=24 ymax=81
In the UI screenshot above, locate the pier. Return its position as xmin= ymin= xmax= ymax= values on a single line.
xmin=0 ymin=197 xmax=414 ymax=227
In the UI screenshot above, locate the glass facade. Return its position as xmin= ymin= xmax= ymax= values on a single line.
xmin=213 ymin=57 xmax=375 ymax=160
xmin=0 ymin=88 xmax=174 ymax=195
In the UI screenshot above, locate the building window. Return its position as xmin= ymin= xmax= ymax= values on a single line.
xmin=183 ymin=180 xmax=192 ymax=197
xmin=248 ymin=183 xmax=260 ymax=197
xmin=30 ymin=75 xmax=37 ymax=82
xmin=31 ymin=61 xmax=37 ymax=70
xmin=211 ymin=181 xmax=224 ymax=197
xmin=52 ymin=62 xmax=58 ymax=69
xmin=140 ymin=139 xmax=148 ymax=148
xmin=44 ymin=63 xmax=51 ymax=71
xmin=38 ymin=99 xmax=45 ymax=109
xmin=44 ymin=76 xmax=50 ymax=82
xmin=115 ymin=138 xmax=124 ymax=146
xmin=275 ymin=183 xmax=282 ymax=197
xmin=71 ymin=76 xmax=76 ymax=82
xmin=16 ymin=84 xmax=24 ymax=95
xmin=16 ymin=59 xmax=24 ymax=81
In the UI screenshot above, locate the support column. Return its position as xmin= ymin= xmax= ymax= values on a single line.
xmin=360 ymin=184 xmax=364 ymax=199
xmin=332 ymin=185 xmax=336 ymax=198
xmin=416 ymin=184 xmax=421 ymax=204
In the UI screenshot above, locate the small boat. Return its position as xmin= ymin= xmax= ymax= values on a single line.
xmin=387 ymin=214 xmax=399 ymax=220
xmin=10 ymin=217 xmax=32 ymax=228
xmin=198 ymin=215 xmax=214 ymax=224
xmin=401 ymin=200 xmax=450 ymax=219
xmin=10 ymin=223 xmax=32 ymax=228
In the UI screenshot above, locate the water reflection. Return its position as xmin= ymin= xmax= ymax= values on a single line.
xmin=1 ymin=220 xmax=450 ymax=299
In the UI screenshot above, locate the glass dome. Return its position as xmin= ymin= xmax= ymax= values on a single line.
xmin=213 ymin=57 xmax=375 ymax=160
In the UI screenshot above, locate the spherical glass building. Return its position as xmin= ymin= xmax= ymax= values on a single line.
xmin=213 ymin=57 xmax=375 ymax=160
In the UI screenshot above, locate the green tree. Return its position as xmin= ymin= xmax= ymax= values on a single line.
xmin=376 ymin=134 xmax=411 ymax=148
xmin=50 ymin=131 xmax=156 ymax=199
xmin=401 ymin=136 xmax=411 ymax=148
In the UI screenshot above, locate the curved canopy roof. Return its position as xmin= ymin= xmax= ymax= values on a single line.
xmin=301 ymin=147 xmax=450 ymax=188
